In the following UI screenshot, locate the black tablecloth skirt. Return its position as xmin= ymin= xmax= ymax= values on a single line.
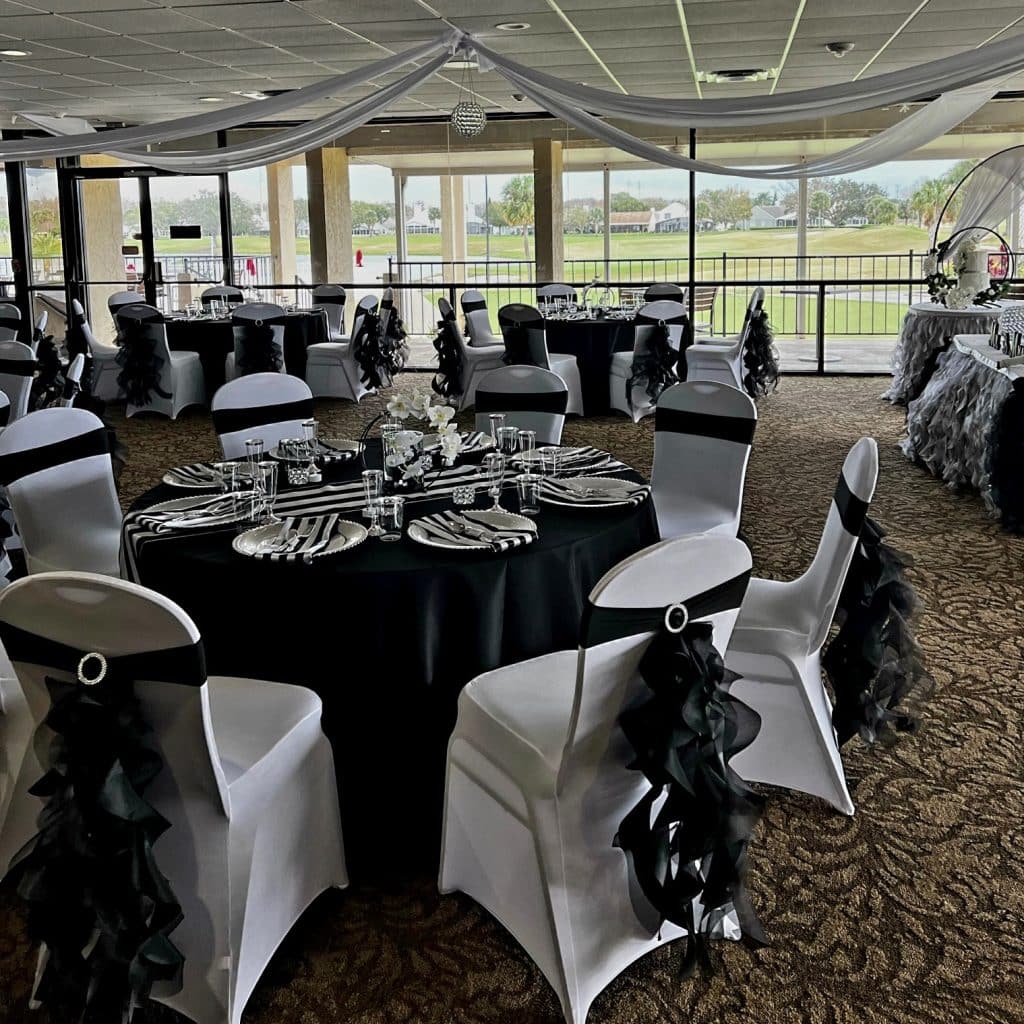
xmin=130 ymin=450 xmax=658 ymax=873
xmin=166 ymin=311 xmax=327 ymax=399
xmin=544 ymin=317 xmax=635 ymax=415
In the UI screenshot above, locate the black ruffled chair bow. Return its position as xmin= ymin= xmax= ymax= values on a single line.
xmin=742 ymin=310 xmax=780 ymax=400
xmin=2 ymin=627 xmax=200 ymax=1023
xmin=115 ymin=312 xmax=171 ymax=408
xmin=353 ymin=307 xmax=407 ymax=390
xmin=626 ymin=318 xmax=680 ymax=412
xmin=235 ymin=317 xmax=285 ymax=375
xmin=431 ymin=319 xmax=464 ymax=400
xmin=29 ymin=336 xmax=65 ymax=410
xmin=823 ymin=516 xmax=933 ymax=746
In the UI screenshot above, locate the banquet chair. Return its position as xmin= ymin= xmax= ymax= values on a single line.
xmin=692 ymin=285 xmax=719 ymax=334
xmin=226 ymin=302 xmax=287 ymax=381
xmin=379 ymin=286 xmax=396 ymax=336
xmin=312 ymin=284 xmax=346 ymax=341
xmin=0 ymin=407 xmax=121 ymax=576
xmin=116 ymin=303 xmax=205 ymax=420
xmin=438 ymin=298 xmax=505 ymax=412
xmin=497 ymin=303 xmax=584 ymax=416
xmin=686 ymin=287 xmax=765 ymax=389
xmin=439 ymin=534 xmax=753 ymax=1024
xmin=107 ymin=289 xmax=140 ymax=330
xmin=0 ymin=302 xmax=21 ymax=343
xmin=76 ymin=299 xmax=122 ymax=402
xmin=0 ymin=392 xmax=9 ymax=428
xmin=0 ymin=341 xmax=36 ymax=423
xmin=212 ymin=372 xmax=314 ymax=460
xmin=61 ymin=353 xmax=85 ymax=408
xmin=305 ymin=293 xmax=377 ymax=403
xmin=536 ymin=283 xmax=578 ymax=304
xmin=643 ymin=283 xmax=684 ymax=302
xmin=725 ymin=437 xmax=879 ymax=816
xmin=201 ymin=284 xmax=244 ymax=309
xmin=460 ymin=290 xmax=502 ymax=347
xmin=0 ymin=571 xmax=347 ymax=1024
xmin=31 ymin=311 xmax=47 ymax=355
xmin=650 ymin=381 xmax=757 ymax=539
xmin=474 ymin=366 xmax=569 ymax=445
xmin=609 ymin=300 xmax=689 ymax=422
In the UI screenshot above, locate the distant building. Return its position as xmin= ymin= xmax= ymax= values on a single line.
xmin=845 ymin=215 xmax=869 ymax=226
xmin=608 ymin=210 xmax=652 ymax=233
xmin=750 ymin=204 xmax=796 ymax=228
xmin=406 ymin=201 xmax=439 ymax=235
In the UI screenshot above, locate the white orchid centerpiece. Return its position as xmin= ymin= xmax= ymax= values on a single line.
xmin=382 ymin=392 xmax=463 ymax=476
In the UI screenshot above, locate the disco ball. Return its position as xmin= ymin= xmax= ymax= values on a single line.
xmin=450 ymin=101 xmax=486 ymax=138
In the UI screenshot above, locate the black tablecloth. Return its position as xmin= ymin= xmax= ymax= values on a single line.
xmin=128 ymin=445 xmax=658 ymax=872
xmin=544 ymin=316 xmax=635 ymax=415
xmin=166 ymin=310 xmax=328 ymax=399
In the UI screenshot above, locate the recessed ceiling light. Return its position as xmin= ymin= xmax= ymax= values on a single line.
xmin=232 ymin=89 xmax=269 ymax=100
xmin=445 ymin=59 xmax=479 ymax=70
xmin=379 ymin=128 xmax=391 ymax=134
xmin=495 ymin=22 xmax=530 ymax=31
xmin=197 ymin=95 xmax=223 ymax=102
xmin=0 ymin=49 xmax=30 ymax=57
xmin=698 ymin=68 xmax=778 ymax=83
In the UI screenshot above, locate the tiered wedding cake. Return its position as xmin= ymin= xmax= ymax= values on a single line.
xmin=958 ymin=246 xmax=992 ymax=297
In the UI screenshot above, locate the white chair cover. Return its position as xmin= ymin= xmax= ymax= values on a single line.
xmin=75 ymin=299 xmax=121 ymax=402
xmin=726 ymin=437 xmax=880 ymax=815
xmin=200 ymin=285 xmax=244 ymax=308
xmin=31 ymin=311 xmax=47 ymax=355
xmin=0 ymin=407 xmax=121 ymax=575
xmin=106 ymin=290 xmax=140 ymax=330
xmin=312 ymin=284 xmax=346 ymax=341
xmin=0 ymin=302 xmax=22 ymax=343
xmin=116 ymin=303 xmax=205 ymax=420
xmin=650 ymin=381 xmax=757 ymax=539
xmin=212 ymin=372 xmax=314 ymax=459
xmin=609 ymin=299 xmax=688 ymax=422
xmin=0 ymin=340 xmax=36 ymax=422
xmin=474 ymin=365 xmax=569 ymax=445
xmin=439 ymin=534 xmax=753 ymax=1024
xmin=61 ymin=354 xmax=85 ymax=407
xmin=438 ymin=298 xmax=506 ymax=412
xmin=305 ymin=293 xmax=377 ymax=403
xmin=0 ymin=571 xmax=346 ymax=1024
xmin=497 ymin=304 xmax=584 ymax=416
xmin=685 ymin=287 xmax=765 ymax=390
xmin=643 ymin=283 xmax=684 ymax=302
xmin=226 ymin=302 xmax=287 ymax=381
xmin=536 ymin=283 xmax=578 ymax=302
xmin=460 ymin=290 xmax=501 ymax=347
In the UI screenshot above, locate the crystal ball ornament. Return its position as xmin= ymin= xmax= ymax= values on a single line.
xmin=451 ymin=101 xmax=486 ymax=138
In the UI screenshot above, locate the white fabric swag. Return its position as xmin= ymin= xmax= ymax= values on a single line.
xmin=7 ymin=26 xmax=1024 ymax=178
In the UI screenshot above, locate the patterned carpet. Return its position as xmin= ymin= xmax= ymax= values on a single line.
xmin=1 ymin=375 xmax=1022 ymax=1024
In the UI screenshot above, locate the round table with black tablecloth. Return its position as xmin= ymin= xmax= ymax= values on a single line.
xmin=165 ymin=309 xmax=328 ymax=399
xmin=543 ymin=314 xmax=635 ymax=415
xmin=125 ymin=443 xmax=658 ymax=873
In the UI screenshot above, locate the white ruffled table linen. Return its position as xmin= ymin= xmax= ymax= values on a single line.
xmin=900 ymin=335 xmax=1024 ymax=518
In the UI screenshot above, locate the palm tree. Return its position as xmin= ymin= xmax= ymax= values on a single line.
xmin=501 ymin=175 xmax=534 ymax=258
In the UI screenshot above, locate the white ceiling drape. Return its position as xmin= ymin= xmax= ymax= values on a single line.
xmin=939 ymin=146 xmax=1024 ymax=259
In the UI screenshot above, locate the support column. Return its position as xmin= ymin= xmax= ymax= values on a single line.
xmin=533 ymin=138 xmax=564 ymax=283
xmin=305 ymin=146 xmax=352 ymax=283
xmin=440 ymin=174 xmax=456 ymax=282
xmin=796 ymin=170 xmax=808 ymax=336
xmin=602 ymin=164 xmax=611 ymax=279
xmin=452 ymin=175 xmax=467 ymax=264
xmin=266 ymin=160 xmax=296 ymax=299
xmin=393 ymin=172 xmax=408 ymax=280
xmin=80 ymin=154 xmax=126 ymax=342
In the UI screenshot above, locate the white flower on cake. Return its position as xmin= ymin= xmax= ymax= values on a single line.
xmin=945 ymin=285 xmax=974 ymax=310
xmin=386 ymin=396 xmax=411 ymax=420
xmin=922 ymin=254 xmax=938 ymax=276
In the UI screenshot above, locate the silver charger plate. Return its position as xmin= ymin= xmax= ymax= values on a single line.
xmin=232 ymin=518 xmax=368 ymax=559
xmin=539 ymin=476 xmax=647 ymax=509
xmin=407 ymin=509 xmax=537 ymax=551
xmin=162 ymin=463 xmax=223 ymax=489
xmin=141 ymin=492 xmax=252 ymax=529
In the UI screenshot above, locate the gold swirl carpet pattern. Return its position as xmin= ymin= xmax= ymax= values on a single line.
xmin=1 ymin=376 xmax=1022 ymax=1024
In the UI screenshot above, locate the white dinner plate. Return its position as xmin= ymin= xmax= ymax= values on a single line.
xmin=232 ymin=518 xmax=367 ymax=559
xmin=407 ymin=510 xmax=537 ymax=551
xmin=139 ymin=492 xmax=253 ymax=529
xmin=539 ymin=476 xmax=647 ymax=509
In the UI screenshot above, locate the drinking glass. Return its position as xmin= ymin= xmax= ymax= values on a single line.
xmin=253 ymin=461 xmax=279 ymax=524
xmin=496 ymin=426 xmax=518 ymax=457
xmin=539 ymin=446 xmax=561 ymax=477
xmin=302 ymin=418 xmax=321 ymax=483
xmin=516 ymin=473 xmax=540 ymax=515
xmin=362 ymin=469 xmax=384 ymax=517
xmin=213 ymin=461 xmax=238 ymax=494
xmin=517 ymin=430 xmax=536 ymax=461
xmin=245 ymin=438 xmax=265 ymax=480
xmin=488 ymin=413 xmax=506 ymax=446
xmin=483 ymin=452 xmax=506 ymax=511
xmin=367 ymin=497 xmax=385 ymax=538
xmin=379 ymin=496 xmax=405 ymax=542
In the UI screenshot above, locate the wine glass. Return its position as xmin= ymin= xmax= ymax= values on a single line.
xmin=483 ymin=452 xmax=506 ymax=511
xmin=302 ymin=418 xmax=321 ymax=483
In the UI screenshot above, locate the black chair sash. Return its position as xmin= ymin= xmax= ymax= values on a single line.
xmin=475 ymin=388 xmax=569 ymax=414
xmin=0 ymin=398 xmax=9 ymax=426
xmin=0 ymin=357 xmax=36 ymax=376
xmin=580 ymin=569 xmax=765 ymax=975
xmin=462 ymin=298 xmax=487 ymax=314
xmin=654 ymin=406 xmax=756 ymax=445
xmin=0 ymin=426 xmax=110 ymax=485
xmin=834 ymin=471 xmax=869 ymax=536
xmin=313 ymin=295 xmax=345 ymax=306
xmin=431 ymin=320 xmax=464 ymax=400
xmin=115 ymin=317 xmax=171 ymax=407
xmin=212 ymin=397 xmax=314 ymax=436
xmin=0 ymin=623 xmax=205 ymax=1021
xmin=233 ymin=317 xmax=286 ymax=375
xmin=0 ymin=315 xmax=21 ymax=333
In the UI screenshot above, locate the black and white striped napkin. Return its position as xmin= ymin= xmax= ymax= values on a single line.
xmin=314 ymin=440 xmax=361 ymax=464
xmin=459 ymin=430 xmax=492 ymax=455
xmin=547 ymin=447 xmax=627 ymax=476
xmin=163 ymin=463 xmax=223 ymax=488
xmin=251 ymin=514 xmax=340 ymax=562
xmin=136 ymin=494 xmax=247 ymax=532
xmin=415 ymin=511 xmax=535 ymax=552
xmin=541 ymin=478 xmax=650 ymax=507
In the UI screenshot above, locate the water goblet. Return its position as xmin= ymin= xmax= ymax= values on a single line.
xmin=302 ymin=418 xmax=322 ymax=483
xmin=245 ymin=438 xmax=264 ymax=480
xmin=483 ymin=452 xmax=506 ymax=511
xmin=254 ymin=461 xmax=280 ymax=525
xmin=496 ymin=426 xmax=518 ymax=457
